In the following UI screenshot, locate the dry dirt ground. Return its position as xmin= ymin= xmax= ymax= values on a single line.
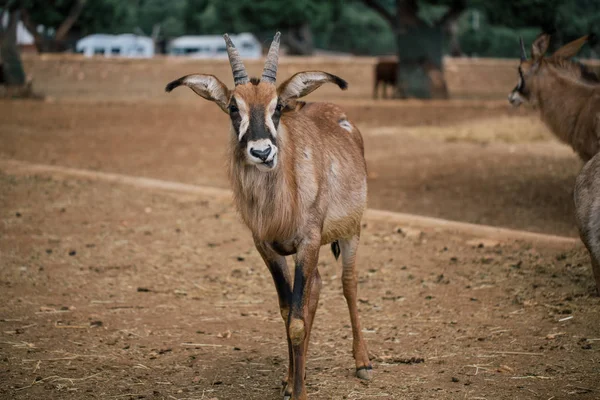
xmin=0 ymin=98 xmax=582 ymax=237
xmin=0 ymin=165 xmax=599 ymax=400
xmin=1 ymin=58 xmax=598 ymax=399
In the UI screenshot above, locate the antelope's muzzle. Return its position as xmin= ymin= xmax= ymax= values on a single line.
xmin=247 ymin=139 xmax=278 ymax=171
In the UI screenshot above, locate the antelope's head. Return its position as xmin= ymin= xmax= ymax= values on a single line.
xmin=166 ymin=32 xmax=347 ymax=172
xmin=509 ymin=33 xmax=592 ymax=107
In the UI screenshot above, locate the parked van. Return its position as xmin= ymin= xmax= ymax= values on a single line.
xmin=168 ymin=33 xmax=262 ymax=59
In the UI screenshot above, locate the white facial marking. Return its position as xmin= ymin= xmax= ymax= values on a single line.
xmin=339 ymin=118 xmax=353 ymax=132
xmin=236 ymin=96 xmax=250 ymax=141
xmin=265 ymin=96 xmax=278 ymax=138
xmin=508 ymin=90 xmax=524 ymax=106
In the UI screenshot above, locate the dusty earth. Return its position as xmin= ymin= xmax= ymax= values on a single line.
xmin=0 ymin=98 xmax=582 ymax=237
xmin=1 ymin=166 xmax=599 ymax=400
xmin=1 ymin=58 xmax=599 ymax=399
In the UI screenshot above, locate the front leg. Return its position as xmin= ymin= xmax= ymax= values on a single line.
xmin=254 ymin=240 xmax=294 ymax=398
xmin=288 ymin=231 xmax=322 ymax=400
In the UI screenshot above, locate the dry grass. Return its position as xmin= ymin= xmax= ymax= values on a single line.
xmin=367 ymin=115 xmax=553 ymax=144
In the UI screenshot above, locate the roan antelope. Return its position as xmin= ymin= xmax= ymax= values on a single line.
xmin=574 ymin=154 xmax=600 ymax=294
xmin=165 ymin=32 xmax=372 ymax=399
xmin=508 ymin=33 xmax=600 ymax=161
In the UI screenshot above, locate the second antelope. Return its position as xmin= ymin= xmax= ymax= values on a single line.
xmin=508 ymin=33 xmax=600 ymax=161
xmin=166 ymin=33 xmax=372 ymax=400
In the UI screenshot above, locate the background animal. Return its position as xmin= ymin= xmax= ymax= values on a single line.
xmin=508 ymin=33 xmax=600 ymax=161
xmin=373 ymin=57 xmax=449 ymax=99
xmin=574 ymin=153 xmax=600 ymax=293
xmin=166 ymin=33 xmax=372 ymax=400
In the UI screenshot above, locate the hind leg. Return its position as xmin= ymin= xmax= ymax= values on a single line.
xmin=339 ymin=235 xmax=372 ymax=379
xmin=591 ymin=256 xmax=600 ymax=295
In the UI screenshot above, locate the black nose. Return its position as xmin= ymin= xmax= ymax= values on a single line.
xmin=250 ymin=146 xmax=271 ymax=161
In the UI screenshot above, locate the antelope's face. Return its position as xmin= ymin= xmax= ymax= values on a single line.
xmin=509 ymin=60 xmax=535 ymax=107
xmin=229 ymin=82 xmax=282 ymax=171
xmin=166 ymin=32 xmax=348 ymax=174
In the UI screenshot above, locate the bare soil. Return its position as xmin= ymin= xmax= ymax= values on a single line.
xmin=1 ymin=58 xmax=598 ymax=400
xmin=0 ymin=98 xmax=582 ymax=237
xmin=1 ymin=170 xmax=599 ymax=400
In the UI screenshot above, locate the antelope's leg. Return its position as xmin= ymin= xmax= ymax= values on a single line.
xmin=591 ymin=256 xmax=600 ymax=295
xmin=339 ymin=235 xmax=372 ymax=380
xmin=289 ymin=235 xmax=321 ymax=400
xmin=254 ymin=240 xmax=294 ymax=397
xmin=301 ymin=267 xmax=322 ymax=365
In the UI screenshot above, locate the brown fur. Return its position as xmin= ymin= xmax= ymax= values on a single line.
xmin=228 ymin=83 xmax=367 ymax=244
xmin=574 ymin=152 xmax=600 ymax=293
xmin=510 ymin=34 xmax=600 ymax=161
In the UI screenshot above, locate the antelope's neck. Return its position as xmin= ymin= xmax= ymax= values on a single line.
xmin=533 ymin=71 xmax=595 ymax=144
xmin=228 ymin=140 xmax=299 ymax=242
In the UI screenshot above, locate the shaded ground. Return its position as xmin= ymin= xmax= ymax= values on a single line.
xmin=1 ymin=170 xmax=599 ymax=400
xmin=0 ymin=98 xmax=581 ymax=236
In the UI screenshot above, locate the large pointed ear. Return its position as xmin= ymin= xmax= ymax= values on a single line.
xmin=553 ymin=35 xmax=590 ymax=59
xmin=165 ymin=74 xmax=230 ymax=112
xmin=531 ymin=33 xmax=551 ymax=60
xmin=277 ymin=71 xmax=347 ymax=104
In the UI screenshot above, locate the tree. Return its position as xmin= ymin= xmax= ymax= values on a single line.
xmin=361 ymin=0 xmax=465 ymax=98
xmin=0 ymin=2 xmax=26 ymax=87
xmin=20 ymin=0 xmax=87 ymax=52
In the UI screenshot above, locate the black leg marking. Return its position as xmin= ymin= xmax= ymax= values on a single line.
xmin=291 ymin=261 xmax=305 ymax=315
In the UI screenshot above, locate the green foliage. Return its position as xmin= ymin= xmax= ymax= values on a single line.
xmin=463 ymin=0 xmax=600 ymax=57
xmin=14 ymin=0 xmax=600 ymax=58
xmin=458 ymin=20 xmax=540 ymax=57
xmin=316 ymin=2 xmax=395 ymax=55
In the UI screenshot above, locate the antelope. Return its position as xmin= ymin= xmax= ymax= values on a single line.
xmin=374 ymin=57 xmax=449 ymax=99
xmin=574 ymin=153 xmax=600 ymax=294
xmin=508 ymin=33 xmax=600 ymax=161
xmin=165 ymin=32 xmax=372 ymax=399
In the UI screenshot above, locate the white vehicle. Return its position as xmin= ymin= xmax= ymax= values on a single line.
xmin=168 ymin=33 xmax=262 ymax=59
xmin=76 ymin=34 xmax=154 ymax=58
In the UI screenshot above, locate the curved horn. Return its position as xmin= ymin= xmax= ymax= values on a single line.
xmin=519 ymin=36 xmax=527 ymax=61
xmin=261 ymin=32 xmax=281 ymax=84
xmin=223 ymin=33 xmax=249 ymax=85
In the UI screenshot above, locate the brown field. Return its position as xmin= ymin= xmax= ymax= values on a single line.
xmin=1 ymin=56 xmax=599 ymax=399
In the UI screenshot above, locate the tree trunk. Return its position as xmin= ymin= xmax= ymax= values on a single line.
xmin=284 ymin=23 xmax=314 ymax=55
xmin=395 ymin=25 xmax=444 ymax=99
xmin=1 ymin=10 xmax=26 ymax=86
xmin=446 ymin=16 xmax=462 ymax=57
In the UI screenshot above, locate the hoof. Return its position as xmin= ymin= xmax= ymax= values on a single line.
xmin=281 ymin=380 xmax=292 ymax=399
xmin=356 ymin=365 xmax=373 ymax=380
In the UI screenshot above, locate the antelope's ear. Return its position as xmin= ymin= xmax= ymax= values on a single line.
xmin=553 ymin=35 xmax=590 ymax=59
xmin=531 ymin=33 xmax=550 ymax=60
xmin=277 ymin=71 xmax=347 ymax=104
xmin=165 ymin=74 xmax=230 ymax=112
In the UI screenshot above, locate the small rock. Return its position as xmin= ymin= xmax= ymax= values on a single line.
xmin=137 ymin=287 xmax=151 ymax=292
xmin=15 ymin=212 xmax=21 ymax=217
xmin=68 ymin=250 xmax=76 ymax=256
xmin=466 ymin=238 xmax=499 ymax=248
xmin=451 ymin=377 xmax=459 ymax=383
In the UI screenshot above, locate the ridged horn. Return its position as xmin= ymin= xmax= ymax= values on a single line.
xmin=519 ymin=36 xmax=527 ymax=61
xmin=223 ymin=33 xmax=249 ymax=85
xmin=261 ymin=32 xmax=281 ymax=84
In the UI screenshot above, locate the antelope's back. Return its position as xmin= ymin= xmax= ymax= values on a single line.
xmin=296 ymin=101 xmax=366 ymax=156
